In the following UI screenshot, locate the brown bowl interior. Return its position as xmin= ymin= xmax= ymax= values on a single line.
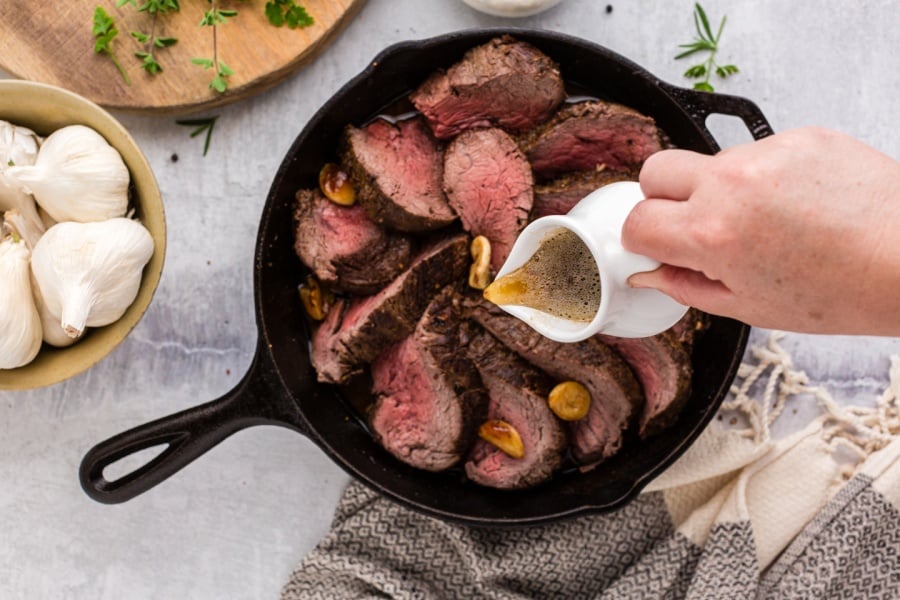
xmin=0 ymin=80 xmax=165 ymax=390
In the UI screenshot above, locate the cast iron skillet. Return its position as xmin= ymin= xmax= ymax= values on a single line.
xmin=80 ymin=29 xmax=772 ymax=526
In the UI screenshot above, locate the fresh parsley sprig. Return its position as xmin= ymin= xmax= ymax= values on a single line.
xmin=92 ymin=7 xmax=131 ymax=85
xmin=675 ymin=3 xmax=739 ymax=93
xmin=265 ymin=0 xmax=314 ymax=29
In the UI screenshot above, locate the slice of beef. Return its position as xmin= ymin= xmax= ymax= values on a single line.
xmin=532 ymin=167 xmax=637 ymax=219
xmin=443 ymin=128 xmax=533 ymax=272
xmin=310 ymin=234 xmax=469 ymax=384
xmin=369 ymin=286 xmax=489 ymax=472
xmin=597 ymin=331 xmax=693 ymax=438
xmin=293 ymin=188 xmax=412 ymax=295
xmin=410 ymin=35 xmax=566 ymax=140
xmin=464 ymin=297 xmax=642 ymax=465
xmin=519 ymin=100 xmax=664 ymax=180
xmin=671 ymin=308 xmax=712 ymax=352
xmin=342 ymin=116 xmax=456 ymax=232
xmin=463 ymin=327 xmax=566 ymax=489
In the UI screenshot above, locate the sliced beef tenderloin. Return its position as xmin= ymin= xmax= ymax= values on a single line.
xmin=310 ymin=234 xmax=469 ymax=384
xmin=410 ymin=35 xmax=566 ymax=140
xmin=519 ymin=100 xmax=664 ymax=180
xmin=597 ymin=331 xmax=692 ymax=439
xmin=443 ymin=128 xmax=533 ymax=272
xmin=342 ymin=116 xmax=456 ymax=232
xmin=293 ymin=188 xmax=412 ymax=295
xmin=463 ymin=327 xmax=566 ymax=490
xmin=671 ymin=308 xmax=712 ymax=352
xmin=369 ymin=286 xmax=489 ymax=472
xmin=464 ymin=297 xmax=642 ymax=465
xmin=532 ymin=167 xmax=637 ymax=219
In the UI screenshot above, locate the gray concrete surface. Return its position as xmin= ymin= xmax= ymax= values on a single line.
xmin=2 ymin=0 xmax=899 ymax=597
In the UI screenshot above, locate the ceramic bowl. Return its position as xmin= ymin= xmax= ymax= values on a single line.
xmin=0 ymin=80 xmax=165 ymax=390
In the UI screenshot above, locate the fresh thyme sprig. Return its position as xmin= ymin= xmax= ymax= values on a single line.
xmin=119 ymin=0 xmax=180 ymax=75
xmin=193 ymin=2 xmax=237 ymax=93
xmin=92 ymin=7 xmax=131 ymax=85
xmin=176 ymin=116 xmax=219 ymax=156
xmin=675 ymin=3 xmax=739 ymax=93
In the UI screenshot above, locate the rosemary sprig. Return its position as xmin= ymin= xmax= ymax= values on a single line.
xmin=176 ymin=116 xmax=218 ymax=156
xmin=92 ymin=7 xmax=131 ymax=85
xmin=675 ymin=3 xmax=739 ymax=93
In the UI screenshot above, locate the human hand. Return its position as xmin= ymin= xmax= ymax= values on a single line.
xmin=622 ymin=127 xmax=900 ymax=335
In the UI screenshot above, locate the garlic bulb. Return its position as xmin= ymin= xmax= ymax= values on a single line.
xmin=0 ymin=234 xmax=43 ymax=369
xmin=0 ymin=120 xmax=40 ymax=168
xmin=31 ymin=273 xmax=80 ymax=348
xmin=4 ymin=209 xmax=43 ymax=250
xmin=0 ymin=121 xmax=45 ymax=243
xmin=5 ymin=125 xmax=130 ymax=224
xmin=31 ymin=218 xmax=154 ymax=339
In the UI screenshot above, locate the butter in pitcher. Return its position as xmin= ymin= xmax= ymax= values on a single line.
xmin=483 ymin=228 xmax=601 ymax=322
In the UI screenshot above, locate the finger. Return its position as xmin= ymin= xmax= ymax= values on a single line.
xmin=628 ymin=265 xmax=735 ymax=316
xmin=639 ymin=149 xmax=713 ymax=201
xmin=621 ymin=198 xmax=701 ymax=269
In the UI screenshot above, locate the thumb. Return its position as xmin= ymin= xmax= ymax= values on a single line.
xmin=628 ymin=265 xmax=733 ymax=313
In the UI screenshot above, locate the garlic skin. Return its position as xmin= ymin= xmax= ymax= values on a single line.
xmin=0 ymin=235 xmax=43 ymax=369
xmin=5 ymin=125 xmax=129 ymax=224
xmin=31 ymin=218 xmax=154 ymax=338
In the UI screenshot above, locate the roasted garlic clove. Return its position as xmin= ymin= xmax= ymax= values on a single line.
xmin=478 ymin=419 xmax=525 ymax=459
xmin=299 ymin=274 xmax=334 ymax=321
xmin=468 ymin=235 xmax=492 ymax=290
xmin=319 ymin=163 xmax=356 ymax=206
xmin=548 ymin=381 xmax=591 ymax=421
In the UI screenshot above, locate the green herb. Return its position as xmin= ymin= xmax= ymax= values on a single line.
xmin=122 ymin=0 xmax=180 ymax=76
xmin=176 ymin=116 xmax=218 ymax=156
xmin=192 ymin=2 xmax=239 ymax=93
xmin=93 ymin=0 xmax=313 ymax=95
xmin=265 ymin=0 xmax=314 ymax=29
xmin=675 ymin=3 xmax=739 ymax=92
xmin=92 ymin=6 xmax=131 ymax=86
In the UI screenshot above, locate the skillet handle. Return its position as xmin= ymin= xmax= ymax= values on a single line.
xmin=79 ymin=339 xmax=308 ymax=504
xmin=660 ymin=82 xmax=775 ymax=141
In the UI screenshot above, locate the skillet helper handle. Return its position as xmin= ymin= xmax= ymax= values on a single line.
xmin=661 ymin=83 xmax=775 ymax=141
xmin=79 ymin=342 xmax=304 ymax=504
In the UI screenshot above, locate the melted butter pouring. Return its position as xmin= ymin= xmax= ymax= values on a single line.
xmin=483 ymin=228 xmax=601 ymax=322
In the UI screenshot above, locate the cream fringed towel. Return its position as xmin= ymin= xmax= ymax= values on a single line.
xmin=282 ymin=334 xmax=900 ymax=599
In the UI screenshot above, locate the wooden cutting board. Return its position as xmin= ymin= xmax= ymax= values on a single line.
xmin=0 ymin=0 xmax=366 ymax=114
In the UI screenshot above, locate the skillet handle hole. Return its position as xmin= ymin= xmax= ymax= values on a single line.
xmin=101 ymin=444 xmax=170 ymax=484
xmin=704 ymin=113 xmax=755 ymax=149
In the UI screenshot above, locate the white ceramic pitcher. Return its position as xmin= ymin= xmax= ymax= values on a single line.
xmin=491 ymin=181 xmax=688 ymax=342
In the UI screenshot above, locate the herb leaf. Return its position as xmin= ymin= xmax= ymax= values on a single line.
xmin=176 ymin=116 xmax=218 ymax=156
xmin=674 ymin=3 xmax=740 ymax=93
xmin=92 ymin=6 xmax=131 ymax=85
xmin=265 ymin=0 xmax=315 ymax=29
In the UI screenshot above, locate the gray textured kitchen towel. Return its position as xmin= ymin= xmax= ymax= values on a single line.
xmin=282 ymin=335 xmax=900 ymax=599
